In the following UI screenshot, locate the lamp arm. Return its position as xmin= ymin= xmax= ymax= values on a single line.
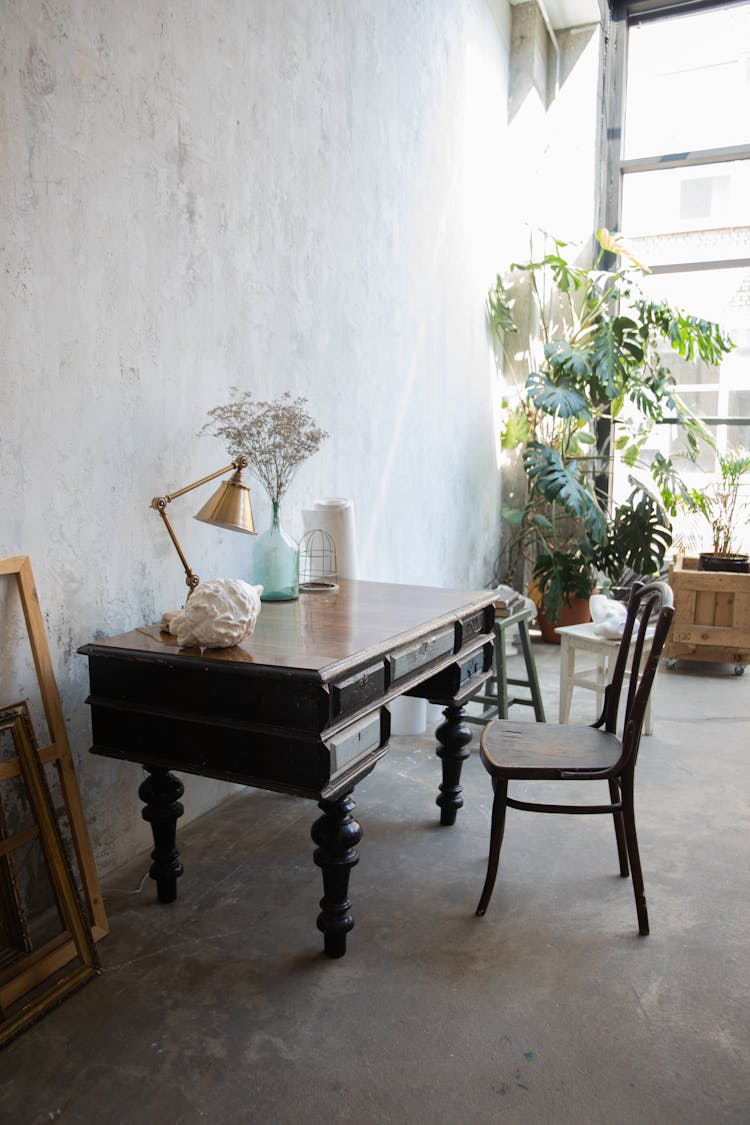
xmin=153 ymin=456 xmax=249 ymax=505
xmin=150 ymin=456 xmax=249 ymax=594
xmin=153 ymin=505 xmax=200 ymax=592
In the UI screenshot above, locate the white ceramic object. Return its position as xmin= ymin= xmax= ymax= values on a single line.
xmin=167 ymin=578 xmax=264 ymax=649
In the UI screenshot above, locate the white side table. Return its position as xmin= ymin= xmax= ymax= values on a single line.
xmin=555 ymin=621 xmax=654 ymax=735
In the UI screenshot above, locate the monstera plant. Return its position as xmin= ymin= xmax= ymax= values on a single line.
xmin=489 ymin=229 xmax=734 ymax=621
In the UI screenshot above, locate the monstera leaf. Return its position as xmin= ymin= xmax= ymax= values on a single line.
xmin=525 ymin=370 xmax=590 ymax=419
xmin=543 ymin=340 xmax=592 ymax=379
xmin=522 ymin=442 xmax=608 ymax=543
xmin=500 ymin=404 xmax=531 ymax=449
xmin=591 ymin=316 xmax=643 ymax=398
xmin=600 ymin=490 xmax=672 ymax=578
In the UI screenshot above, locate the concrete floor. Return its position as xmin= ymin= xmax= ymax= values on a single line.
xmin=2 ymin=640 xmax=749 ymax=1124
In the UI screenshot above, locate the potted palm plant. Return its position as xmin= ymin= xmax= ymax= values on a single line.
xmin=490 ymin=229 xmax=734 ymax=629
xmin=678 ymin=447 xmax=750 ymax=573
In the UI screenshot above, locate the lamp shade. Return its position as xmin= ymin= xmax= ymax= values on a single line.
xmin=193 ymin=468 xmax=255 ymax=535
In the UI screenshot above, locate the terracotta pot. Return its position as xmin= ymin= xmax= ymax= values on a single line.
xmin=536 ymin=595 xmax=592 ymax=644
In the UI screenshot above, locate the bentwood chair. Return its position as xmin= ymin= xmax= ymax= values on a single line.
xmin=475 ymin=581 xmax=674 ymax=936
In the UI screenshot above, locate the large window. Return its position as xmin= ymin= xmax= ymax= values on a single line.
xmin=606 ymin=0 xmax=750 ymax=549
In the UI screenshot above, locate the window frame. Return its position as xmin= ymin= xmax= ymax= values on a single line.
xmin=601 ymin=0 xmax=750 ymax=437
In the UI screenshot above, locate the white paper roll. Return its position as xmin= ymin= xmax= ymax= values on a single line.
xmin=389 ymin=697 xmax=427 ymax=736
xmin=425 ymin=703 xmax=445 ymax=725
xmin=301 ymin=497 xmax=359 ymax=579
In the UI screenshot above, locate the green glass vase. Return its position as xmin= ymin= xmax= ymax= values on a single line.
xmin=252 ymin=501 xmax=299 ymax=601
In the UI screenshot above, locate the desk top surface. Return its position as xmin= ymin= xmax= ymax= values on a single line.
xmin=79 ymin=578 xmax=494 ymax=676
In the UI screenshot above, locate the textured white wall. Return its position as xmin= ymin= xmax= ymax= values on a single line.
xmin=505 ymin=7 xmax=602 ymax=261
xmin=1 ymin=0 xmax=511 ymax=873
xmin=494 ymin=7 xmax=603 ymax=588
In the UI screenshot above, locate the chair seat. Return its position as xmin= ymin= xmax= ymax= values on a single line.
xmin=480 ymin=719 xmax=623 ymax=779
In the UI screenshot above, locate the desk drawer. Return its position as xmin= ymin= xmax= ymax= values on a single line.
xmin=329 ymin=712 xmax=384 ymax=772
xmin=331 ymin=661 xmax=386 ymax=719
xmin=387 ymin=627 xmax=455 ymax=684
xmin=409 ymin=638 xmax=494 ymax=703
xmin=458 ymin=644 xmax=490 ymax=685
xmin=459 ymin=606 xmax=494 ymax=645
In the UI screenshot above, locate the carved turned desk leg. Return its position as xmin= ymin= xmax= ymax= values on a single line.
xmin=139 ymin=767 xmax=185 ymax=903
xmin=435 ymin=704 xmax=472 ymax=826
xmin=311 ymin=793 xmax=361 ymax=958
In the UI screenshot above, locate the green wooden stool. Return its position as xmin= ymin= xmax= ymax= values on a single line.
xmin=468 ymin=604 xmax=546 ymax=724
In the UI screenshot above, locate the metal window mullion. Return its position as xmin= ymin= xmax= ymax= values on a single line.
xmin=656 ymin=417 xmax=750 ymax=426
xmin=600 ymin=4 xmax=629 ymax=235
xmin=627 ymin=0 xmax=750 ymax=24
xmin=621 ymin=144 xmax=750 ymax=174
xmin=646 ymin=258 xmax=750 ymax=274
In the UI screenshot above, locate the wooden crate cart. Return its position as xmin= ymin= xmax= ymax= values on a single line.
xmin=665 ymin=556 xmax=750 ymax=674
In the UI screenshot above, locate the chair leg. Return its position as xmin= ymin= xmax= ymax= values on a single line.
xmin=620 ymin=774 xmax=649 ymax=936
xmin=609 ymin=778 xmax=629 ymax=878
xmin=558 ymin=637 xmax=574 ymax=724
xmin=496 ymin=637 xmax=510 ymax=719
xmin=517 ymin=620 xmax=546 ymax=722
xmin=476 ymin=778 xmax=508 ymax=917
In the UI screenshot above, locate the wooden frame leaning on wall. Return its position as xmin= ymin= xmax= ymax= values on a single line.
xmin=0 ymin=555 xmax=108 ymax=949
xmin=0 ymin=702 xmax=100 ymax=1047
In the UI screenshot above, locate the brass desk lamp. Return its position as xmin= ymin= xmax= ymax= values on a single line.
xmin=151 ymin=456 xmax=255 ymax=595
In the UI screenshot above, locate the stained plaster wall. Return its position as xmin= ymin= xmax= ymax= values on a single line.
xmin=1 ymin=1 xmax=513 ymax=875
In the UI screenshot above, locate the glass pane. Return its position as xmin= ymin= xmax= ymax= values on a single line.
xmin=621 ymin=161 xmax=750 ymax=243
xmin=664 ymin=425 xmax=717 ymax=473
xmin=727 ymin=391 xmax=750 ymax=448
xmin=624 ymin=4 xmax=750 ymax=157
xmin=611 ymin=266 xmax=750 ymax=511
xmin=636 ymin=267 xmax=750 ymax=399
xmin=730 ymin=423 xmax=750 ymax=448
xmin=643 ymin=268 xmax=749 ymax=468
xmin=679 ymin=390 xmax=719 ymax=416
xmin=729 ymin=389 xmax=750 ymax=415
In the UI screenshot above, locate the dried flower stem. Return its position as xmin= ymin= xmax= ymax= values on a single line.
xmin=202 ymin=390 xmax=328 ymax=506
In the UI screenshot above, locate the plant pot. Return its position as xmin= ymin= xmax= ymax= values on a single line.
xmin=698 ymin=553 xmax=750 ymax=574
xmin=536 ymin=596 xmax=592 ymax=644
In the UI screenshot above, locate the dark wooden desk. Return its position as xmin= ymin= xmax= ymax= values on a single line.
xmin=79 ymin=579 xmax=495 ymax=956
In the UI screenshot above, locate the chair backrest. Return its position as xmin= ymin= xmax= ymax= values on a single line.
xmin=601 ymin=581 xmax=675 ymax=760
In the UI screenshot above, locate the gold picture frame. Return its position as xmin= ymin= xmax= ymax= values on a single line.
xmin=0 ymin=556 xmax=107 ymax=942
xmin=0 ymin=554 xmax=107 ymax=1040
xmin=0 ymin=703 xmax=99 ymax=1047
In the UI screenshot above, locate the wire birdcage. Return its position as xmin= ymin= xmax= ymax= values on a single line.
xmin=298 ymin=529 xmax=338 ymax=591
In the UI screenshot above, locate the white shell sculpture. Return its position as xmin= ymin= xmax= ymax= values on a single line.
xmin=167 ymin=578 xmax=264 ymax=649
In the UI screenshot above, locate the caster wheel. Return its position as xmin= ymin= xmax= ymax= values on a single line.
xmin=734 ymin=665 xmax=745 ymax=676
xmin=666 ymin=658 xmax=678 ymax=670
